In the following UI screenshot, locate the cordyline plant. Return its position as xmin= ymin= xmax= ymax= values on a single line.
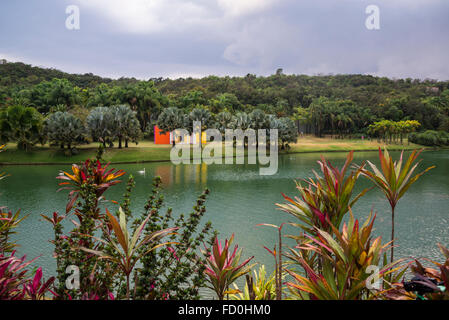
xmin=385 ymin=244 xmax=449 ymax=300
xmin=80 ymin=207 xmax=178 ymax=300
xmin=132 ymin=177 xmax=217 ymax=300
xmin=277 ymin=151 xmax=369 ymax=237
xmin=202 ymin=234 xmax=255 ymax=300
xmin=22 ymin=267 xmax=57 ymax=300
xmin=1 ymin=209 xmax=27 ymax=254
xmin=0 ymin=252 xmax=37 ymax=300
xmin=0 ymin=156 xmax=55 ymax=300
xmin=355 ymin=148 xmax=434 ymax=262
xmin=230 ymin=265 xmax=277 ymax=300
xmin=0 ymin=252 xmax=56 ymax=300
xmin=258 ymin=223 xmax=286 ymax=300
xmin=285 ymin=211 xmax=404 ymax=300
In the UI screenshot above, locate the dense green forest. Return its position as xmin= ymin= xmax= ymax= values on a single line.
xmin=1 ymin=61 xmax=449 ymax=150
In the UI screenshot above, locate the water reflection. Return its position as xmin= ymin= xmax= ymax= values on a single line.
xmin=0 ymin=150 xmax=448 ymax=294
xmin=150 ymin=162 xmax=209 ymax=187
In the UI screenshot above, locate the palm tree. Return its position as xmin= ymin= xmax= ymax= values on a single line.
xmin=44 ymin=111 xmax=85 ymax=151
xmin=110 ymin=105 xmax=141 ymax=149
xmin=232 ymin=112 xmax=251 ymax=130
xmin=0 ymin=105 xmax=43 ymax=151
xmin=292 ymin=107 xmax=311 ymax=135
xmin=249 ymin=109 xmax=269 ymax=131
xmin=156 ymin=107 xmax=185 ymax=146
xmin=124 ymin=116 xmax=142 ymax=148
xmin=278 ymin=117 xmax=297 ymax=150
xmin=187 ymin=107 xmax=213 ymax=147
xmin=86 ymin=107 xmax=114 ymax=147
xmin=215 ymin=111 xmax=234 ymax=138
xmin=309 ymin=97 xmax=327 ymax=137
xmin=249 ymin=109 xmax=270 ymax=147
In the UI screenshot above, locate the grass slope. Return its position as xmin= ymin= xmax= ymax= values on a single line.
xmin=0 ymin=137 xmax=424 ymax=165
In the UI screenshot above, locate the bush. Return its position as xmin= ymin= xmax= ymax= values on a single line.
xmin=409 ymin=130 xmax=449 ymax=146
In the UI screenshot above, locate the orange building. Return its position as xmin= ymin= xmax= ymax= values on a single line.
xmin=154 ymin=125 xmax=207 ymax=145
xmin=154 ymin=125 xmax=171 ymax=145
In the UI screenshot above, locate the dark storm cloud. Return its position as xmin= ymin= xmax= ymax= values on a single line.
xmin=0 ymin=0 xmax=448 ymax=80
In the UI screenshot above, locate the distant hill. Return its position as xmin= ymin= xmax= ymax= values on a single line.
xmin=0 ymin=61 xmax=137 ymax=88
xmin=0 ymin=60 xmax=448 ymax=133
xmin=1 ymin=59 xmax=448 ymax=112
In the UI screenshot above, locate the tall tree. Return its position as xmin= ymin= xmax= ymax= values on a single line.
xmin=86 ymin=107 xmax=114 ymax=147
xmin=156 ymin=107 xmax=185 ymax=146
xmin=187 ymin=107 xmax=214 ymax=147
xmin=214 ymin=111 xmax=234 ymax=135
xmin=0 ymin=105 xmax=43 ymax=151
xmin=232 ymin=112 xmax=251 ymax=130
xmin=110 ymin=105 xmax=142 ymax=149
xmin=122 ymin=81 xmax=167 ymax=132
xmin=43 ymin=111 xmax=85 ymax=151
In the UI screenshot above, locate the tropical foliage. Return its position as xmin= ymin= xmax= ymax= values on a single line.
xmin=43 ymin=111 xmax=85 ymax=151
xmin=133 ymin=177 xmax=217 ymax=300
xmin=0 ymin=105 xmax=43 ymax=151
xmin=409 ymin=130 xmax=449 ymax=146
xmin=202 ymin=234 xmax=255 ymax=300
xmin=86 ymin=106 xmax=115 ymax=147
xmin=355 ymin=148 xmax=434 ymax=262
xmin=367 ymin=120 xmax=421 ymax=144
xmin=109 ymin=105 xmax=142 ymax=148
xmin=286 ymin=211 xmax=402 ymax=300
xmin=277 ymin=151 xmax=369 ymax=235
xmin=156 ymin=107 xmax=185 ymax=145
xmin=80 ymin=207 xmax=177 ymax=300
xmin=230 ymin=265 xmax=277 ymax=300
xmin=37 ymin=147 xmax=218 ymax=300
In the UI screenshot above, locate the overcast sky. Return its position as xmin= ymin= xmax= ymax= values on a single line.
xmin=1 ymin=0 xmax=448 ymax=80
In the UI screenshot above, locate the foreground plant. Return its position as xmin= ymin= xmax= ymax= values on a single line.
xmin=57 ymin=158 xmax=125 ymax=214
xmin=385 ymin=244 xmax=449 ymax=300
xmin=80 ymin=207 xmax=177 ymax=300
xmin=258 ymin=223 xmax=286 ymax=300
xmin=203 ymin=234 xmax=255 ymax=300
xmin=0 ymin=252 xmax=55 ymax=300
xmin=230 ymin=265 xmax=277 ymax=300
xmin=22 ymin=267 xmax=56 ymax=300
xmin=0 ymin=252 xmax=36 ymax=300
xmin=277 ymin=151 xmax=369 ymax=236
xmin=133 ymin=177 xmax=217 ymax=300
xmin=0 ymin=209 xmax=26 ymax=254
xmin=286 ymin=211 xmax=403 ymax=300
xmin=44 ymin=151 xmax=126 ymax=299
xmin=355 ymin=148 xmax=434 ymax=262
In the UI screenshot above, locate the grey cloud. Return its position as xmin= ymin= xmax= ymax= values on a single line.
xmin=0 ymin=0 xmax=448 ymax=80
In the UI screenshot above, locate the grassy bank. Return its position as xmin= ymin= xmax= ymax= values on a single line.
xmin=0 ymin=136 xmax=425 ymax=165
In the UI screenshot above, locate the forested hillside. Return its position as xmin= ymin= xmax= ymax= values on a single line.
xmin=1 ymin=61 xmax=449 ymax=146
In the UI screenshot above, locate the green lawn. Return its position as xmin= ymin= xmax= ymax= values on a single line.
xmin=0 ymin=136 xmax=426 ymax=165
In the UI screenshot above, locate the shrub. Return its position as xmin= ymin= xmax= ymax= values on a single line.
xmin=133 ymin=177 xmax=217 ymax=300
xmin=409 ymin=130 xmax=449 ymax=146
xmin=202 ymin=234 xmax=255 ymax=300
xmin=285 ymin=211 xmax=404 ymax=300
xmin=44 ymin=147 xmax=217 ymax=300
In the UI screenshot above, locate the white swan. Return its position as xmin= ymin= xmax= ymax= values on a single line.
xmin=137 ymin=168 xmax=146 ymax=175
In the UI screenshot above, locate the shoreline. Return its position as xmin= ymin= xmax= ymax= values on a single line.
xmin=0 ymin=145 xmax=438 ymax=167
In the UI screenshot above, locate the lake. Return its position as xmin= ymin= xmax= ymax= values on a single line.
xmin=1 ymin=150 xmax=448 ymax=296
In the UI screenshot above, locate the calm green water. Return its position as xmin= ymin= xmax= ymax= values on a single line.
xmin=1 ymin=150 xmax=448 ymax=295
